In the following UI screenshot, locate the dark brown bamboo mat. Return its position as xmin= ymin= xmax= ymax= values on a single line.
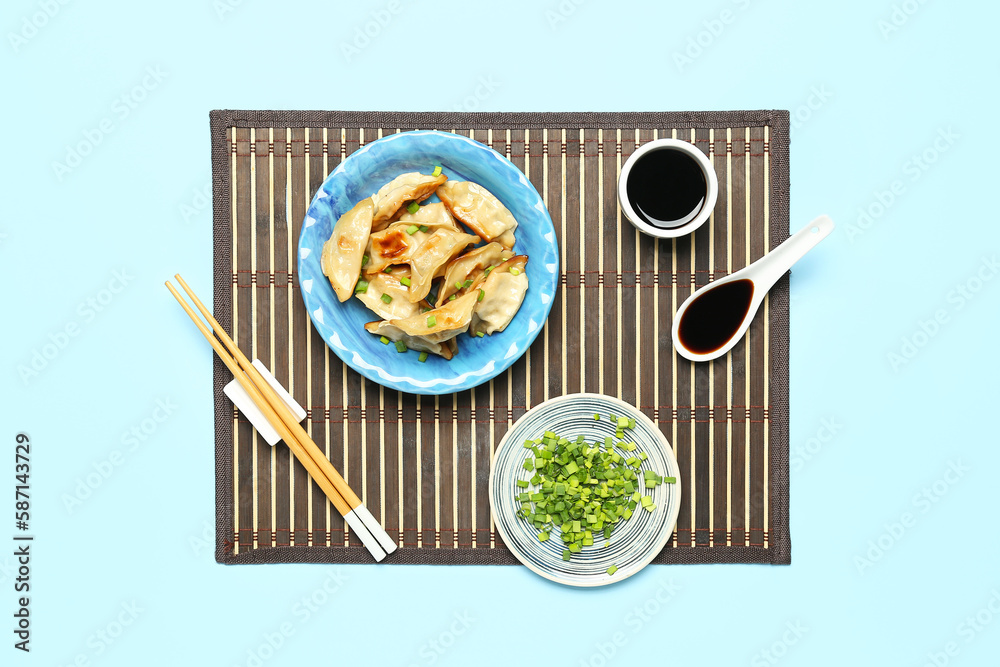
xmin=210 ymin=110 xmax=790 ymax=565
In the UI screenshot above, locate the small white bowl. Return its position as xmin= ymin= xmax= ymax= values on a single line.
xmin=618 ymin=138 xmax=718 ymax=239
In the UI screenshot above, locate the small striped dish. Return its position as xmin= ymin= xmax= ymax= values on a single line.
xmin=490 ymin=393 xmax=681 ymax=586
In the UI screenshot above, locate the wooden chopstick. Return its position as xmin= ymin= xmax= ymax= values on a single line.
xmin=166 ymin=276 xmax=396 ymax=560
xmin=173 ymin=274 xmax=365 ymax=507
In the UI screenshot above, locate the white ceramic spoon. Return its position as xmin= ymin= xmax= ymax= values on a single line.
xmin=671 ymin=214 xmax=835 ymax=362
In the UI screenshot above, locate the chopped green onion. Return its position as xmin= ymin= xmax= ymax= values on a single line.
xmin=432 ymin=165 xmax=442 ymax=177
xmin=512 ymin=425 xmax=667 ymax=563
xmin=449 ymin=295 xmax=456 ymax=301
xmin=418 ymin=351 xmax=429 ymax=363
xmin=419 ymin=224 xmax=429 ymax=233
xmin=361 ymin=254 xmax=370 ymax=267
xmin=354 ymin=279 xmax=369 ymax=293
xmin=477 ymin=288 xmax=485 ymax=302
xmin=463 ymin=279 xmax=473 ymax=288
xmin=593 ymin=414 xmax=600 ymax=421
xmin=406 ymin=201 xmax=420 ymax=214
xmin=606 ymin=564 xmax=618 ymax=576
xmin=394 ymin=341 xmax=407 ymax=353
xmin=381 ymin=293 xmax=393 ymax=304
xmin=383 ymin=266 xmax=392 ymax=273
xmin=455 ymin=280 xmax=464 ymax=289
xmin=510 ymin=267 xmax=521 ymax=276
xmin=379 ymin=336 xmax=391 ymax=345
xmin=406 ymin=224 xmax=419 ymax=235
xmin=400 ymin=276 xmax=412 ymax=287
xmin=475 ymin=331 xmax=485 ymax=337
xmin=426 ymin=315 xmax=437 ymax=328
xmin=484 ymin=266 xmax=494 ymax=275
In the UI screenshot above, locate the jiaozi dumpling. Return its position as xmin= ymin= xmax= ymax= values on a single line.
xmin=365 ymin=223 xmax=434 ymax=274
xmin=385 ymin=290 xmax=480 ymax=344
xmin=470 ymin=255 xmax=528 ymax=336
xmin=371 ymin=172 xmax=448 ymax=229
xmin=436 ymin=181 xmax=518 ymax=249
xmin=354 ymin=270 xmax=428 ymax=321
xmin=436 ymin=242 xmax=513 ymax=307
xmin=321 ymin=198 xmax=374 ymax=302
xmin=405 ymin=229 xmax=479 ymax=303
xmin=395 ymin=202 xmax=461 ymax=232
xmin=364 ymin=321 xmax=455 ymax=360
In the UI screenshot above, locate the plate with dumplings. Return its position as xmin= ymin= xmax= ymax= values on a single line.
xmin=297 ymin=130 xmax=559 ymax=395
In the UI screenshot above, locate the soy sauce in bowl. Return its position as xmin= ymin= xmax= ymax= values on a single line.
xmin=676 ymin=279 xmax=755 ymax=354
xmin=625 ymin=148 xmax=707 ymax=228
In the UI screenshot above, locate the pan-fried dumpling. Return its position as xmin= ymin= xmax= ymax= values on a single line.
xmin=395 ymin=202 xmax=461 ymax=232
xmin=364 ymin=321 xmax=455 ymax=360
xmin=321 ymin=198 xmax=375 ymax=302
xmin=435 ymin=242 xmax=514 ymax=307
xmin=406 ymin=229 xmax=479 ymax=303
xmin=365 ymin=223 xmax=434 ymax=274
xmin=354 ymin=270 xmax=429 ymax=320
xmin=470 ymin=255 xmax=529 ymax=336
xmin=385 ymin=290 xmax=480 ymax=344
xmin=371 ymin=172 xmax=448 ymax=230
xmin=436 ymin=181 xmax=518 ymax=249
xmin=364 ymin=225 xmax=477 ymax=302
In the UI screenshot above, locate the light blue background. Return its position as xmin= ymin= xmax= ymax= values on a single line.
xmin=2 ymin=0 xmax=998 ymax=665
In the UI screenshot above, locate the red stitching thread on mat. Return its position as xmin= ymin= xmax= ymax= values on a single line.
xmin=230 ymin=139 xmax=770 ymax=160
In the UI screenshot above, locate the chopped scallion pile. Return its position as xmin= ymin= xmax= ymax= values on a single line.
xmin=513 ymin=416 xmax=674 ymax=563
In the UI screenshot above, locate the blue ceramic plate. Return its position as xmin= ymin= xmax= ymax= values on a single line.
xmin=489 ymin=394 xmax=681 ymax=587
xmin=297 ymin=130 xmax=559 ymax=395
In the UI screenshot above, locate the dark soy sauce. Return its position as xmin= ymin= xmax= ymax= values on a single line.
xmin=626 ymin=148 xmax=707 ymax=228
xmin=677 ymin=279 xmax=755 ymax=354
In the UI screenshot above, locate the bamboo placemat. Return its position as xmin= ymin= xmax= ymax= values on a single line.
xmin=210 ymin=110 xmax=790 ymax=565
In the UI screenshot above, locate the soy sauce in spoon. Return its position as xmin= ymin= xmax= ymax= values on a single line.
xmin=671 ymin=215 xmax=836 ymax=362
xmin=676 ymin=279 xmax=754 ymax=354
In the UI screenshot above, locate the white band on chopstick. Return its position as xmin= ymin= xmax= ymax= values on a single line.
xmin=344 ymin=510 xmax=387 ymax=562
xmin=223 ymin=359 xmax=307 ymax=446
xmin=353 ymin=503 xmax=398 ymax=555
